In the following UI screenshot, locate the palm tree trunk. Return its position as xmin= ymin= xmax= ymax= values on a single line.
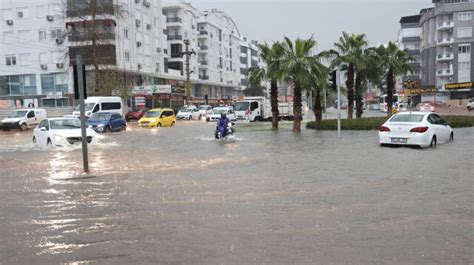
xmin=292 ymin=81 xmax=302 ymax=133
xmin=270 ymin=79 xmax=279 ymax=130
xmin=314 ymin=88 xmax=322 ymax=129
xmin=386 ymin=68 xmax=394 ymax=117
xmin=346 ymin=63 xmax=355 ymax=119
xmin=355 ymin=72 xmax=364 ymax=118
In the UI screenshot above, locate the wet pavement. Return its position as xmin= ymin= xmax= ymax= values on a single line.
xmin=0 ymin=121 xmax=473 ymax=264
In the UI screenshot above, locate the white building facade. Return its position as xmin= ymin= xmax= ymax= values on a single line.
xmin=0 ymin=0 xmax=70 ymax=109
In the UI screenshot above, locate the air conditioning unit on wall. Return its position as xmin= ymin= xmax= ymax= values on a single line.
xmin=56 ymin=63 xmax=64 ymax=69
xmin=6 ymin=20 xmax=13 ymax=26
xmin=46 ymin=15 xmax=53 ymax=21
xmin=40 ymin=64 xmax=48 ymax=70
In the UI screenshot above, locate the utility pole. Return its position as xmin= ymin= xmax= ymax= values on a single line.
xmin=182 ymin=39 xmax=196 ymax=105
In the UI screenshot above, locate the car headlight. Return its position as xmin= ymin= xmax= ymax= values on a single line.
xmin=88 ymin=125 xmax=93 ymax=128
xmin=97 ymin=124 xmax=105 ymax=127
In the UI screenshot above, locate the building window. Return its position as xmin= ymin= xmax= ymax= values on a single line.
xmin=4 ymin=75 xmax=36 ymax=95
xmin=457 ymin=27 xmax=472 ymax=38
xmin=459 ymin=12 xmax=472 ymax=21
xmin=19 ymin=54 xmax=32 ymax=65
xmin=124 ymin=28 xmax=129 ymax=38
xmin=124 ymin=52 xmax=130 ymax=61
xmin=41 ymin=73 xmax=68 ymax=94
xmin=458 ymin=44 xmax=471 ymax=53
xmin=50 ymin=28 xmax=62 ymax=39
xmin=458 ymin=62 xmax=471 ymax=70
xmin=5 ymin=55 xmax=16 ymax=66
xmin=38 ymin=30 xmax=47 ymax=41
xmin=444 ymin=0 xmax=470 ymax=3
xmin=16 ymin=7 xmax=27 ymax=18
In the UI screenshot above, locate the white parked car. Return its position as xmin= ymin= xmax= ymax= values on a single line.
xmin=197 ymin=105 xmax=213 ymax=118
xmin=1 ymin=109 xmax=47 ymax=131
xmin=177 ymin=107 xmax=202 ymax=120
xmin=207 ymin=107 xmax=236 ymax=122
xmin=32 ymin=118 xmax=97 ymax=148
xmin=379 ymin=112 xmax=453 ymax=148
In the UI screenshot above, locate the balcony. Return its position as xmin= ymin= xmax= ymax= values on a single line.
xmin=436 ymin=68 xmax=453 ymax=77
xmin=198 ymin=31 xmax=208 ymax=39
xmin=199 ymin=75 xmax=209 ymax=80
xmin=437 ymin=21 xmax=453 ymax=30
xmin=68 ymin=32 xmax=115 ymax=42
xmin=167 ymin=35 xmax=182 ymax=41
xmin=167 ymin=17 xmax=182 ymax=23
xmin=199 ymin=60 xmax=208 ymax=66
xmin=437 ymin=37 xmax=453 ymax=46
xmin=199 ymin=45 xmax=208 ymax=50
xmin=437 ymin=53 xmax=453 ymax=61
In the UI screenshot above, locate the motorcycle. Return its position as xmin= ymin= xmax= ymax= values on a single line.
xmin=215 ymin=122 xmax=235 ymax=140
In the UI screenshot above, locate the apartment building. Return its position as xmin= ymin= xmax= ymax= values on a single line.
xmin=239 ymin=37 xmax=260 ymax=90
xmin=163 ymin=1 xmax=243 ymax=100
xmin=66 ymin=0 xmax=170 ymax=94
xmin=0 ymin=0 xmax=70 ymax=109
xmin=397 ymin=15 xmax=422 ymax=89
xmin=420 ymin=0 xmax=474 ymax=94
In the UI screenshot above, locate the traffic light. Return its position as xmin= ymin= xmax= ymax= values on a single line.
xmin=328 ymin=70 xmax=337 ymax=91
xmin=73 ymin=64 xmax=87 ymax=100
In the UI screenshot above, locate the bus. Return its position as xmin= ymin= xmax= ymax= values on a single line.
xmin=379 ymin=94 xmax=399 ymax=113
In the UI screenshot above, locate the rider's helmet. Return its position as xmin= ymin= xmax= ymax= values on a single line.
xmin=221 ymin=113 xmax=227 ymax=118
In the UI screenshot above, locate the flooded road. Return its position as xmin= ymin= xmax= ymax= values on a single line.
xmin=0 ymin=122 xmax=473 ymax=264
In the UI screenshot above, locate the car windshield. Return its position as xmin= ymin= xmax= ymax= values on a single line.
xmin=234 ymin=102 xmax=249 ymax=111
xmin=8 ymin=110 xmax=28 ymax=118
xmin=75 ymin=103 xmax=95 ymax=111
xmin=213 ymin=108 xmax=228 ymax=114
xmin=89 ymin=113 xmax=110 ymax=121
xmin=181 ymin=108 xmax=192 ymax=113
xmin=145 ymin=111 xmax=161 ymax=118
xmin=390 ymin=114 xmax=424 ymax=123
xmin=50 ymin=119 xmax=81 ymax=129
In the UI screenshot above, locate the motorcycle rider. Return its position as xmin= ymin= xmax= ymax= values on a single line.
xmin=216 ymin=112 xmax=230 ymax=139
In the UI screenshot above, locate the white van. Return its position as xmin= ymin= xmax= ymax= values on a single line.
xmin=1 ymin=108 xmax=47 ymax=131
xmin=72 ymin=97 xmax=123 ymax=117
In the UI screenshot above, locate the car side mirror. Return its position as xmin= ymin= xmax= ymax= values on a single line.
xmin=40 ymin=127 xmax=47 ymax=131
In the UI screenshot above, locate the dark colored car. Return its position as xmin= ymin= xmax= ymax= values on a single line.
xmin=125 ymin=108 xmax=148 ymax=121
xmin=87 ymin=112 xmax=127 ymax=133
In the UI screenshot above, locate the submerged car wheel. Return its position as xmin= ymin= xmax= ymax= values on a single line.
xmin=449 ymin=132 xmax=454 ymax=142
xmin=20 ymin=123 xmax=27 ymax=131
xmin=32 ymin=136 xmax=36 ymax=144
xmin=47 ymin=138 xmax=52 ymax=147
xmin=429 ymin=136 xmax=437 ymax=148
xmin=171 ymin=121 xmax=175 ymax=127
xmin=157 ymin=123 xmax=162 ymax=128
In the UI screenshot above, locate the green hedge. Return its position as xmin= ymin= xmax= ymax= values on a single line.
xmin=306 ymin=115 xmax=474 ymax=130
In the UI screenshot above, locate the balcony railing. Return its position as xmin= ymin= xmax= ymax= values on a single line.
xmin=437 ymin=21 xmax=453 ymax=30
xmin=167 ymin=17 xmax=182 ymax=23
xmin=199 ymin=45 xmax=208 ymax=50
xmin=199 ymin=31 xmax=208 ymax=36
xmin=167 ymin=35 xmax=182 ymax=41
xmin=199 ymin=75 xmax=209 ymax=80
xmin=437 ymin=53 xmax=453 ymax=61
xmin=437 ymin=37 xmax=453 ymax=45
xmin=436 ymin=68 xmax=453 ymax=76
xmin=199 ymin=60 xmax=208 ymax=65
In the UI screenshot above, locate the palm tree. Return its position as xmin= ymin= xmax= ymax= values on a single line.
xmin=281 ymin=37 xmax=318 ymax=133
xmin=332 ymin=32 xmax=368 ymax=119
xmin=376 ymin=42 xmax=414 ymax=117
xmin=354 ymin=47 xmax=382 ymax=118
xmin=248 ymin=42 xmax=285 ymax=130
xmin=310 ymin=52 xmax=331 ymax=129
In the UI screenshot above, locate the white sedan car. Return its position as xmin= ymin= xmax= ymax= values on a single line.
xmin=207 ymin=107 xmax=236 ymax=122
xmin=176 ymin=108 xmax=202 ymax=120
xmin=379 ymin=112 xmax=453 ymax=148
xmin=32 ymin=118 xmax=97 ymax=148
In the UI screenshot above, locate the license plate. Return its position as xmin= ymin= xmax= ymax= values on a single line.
xmin=391 ymin=138 xmax=407 ymax=143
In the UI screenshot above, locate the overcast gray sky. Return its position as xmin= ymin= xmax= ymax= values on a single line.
xmin=190 ymin=0 xmax=431 ymax=51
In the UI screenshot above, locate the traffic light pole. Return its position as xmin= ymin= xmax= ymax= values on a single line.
xmin=336 ymin=70 xmax=341 ymax=139
xmin=76 ymin=55 xmax=89 ymax=173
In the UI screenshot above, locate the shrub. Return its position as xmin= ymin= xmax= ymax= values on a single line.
xmin=306 ymin=115 xmax=474 ymax=130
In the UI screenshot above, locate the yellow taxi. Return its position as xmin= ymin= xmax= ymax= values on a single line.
xmin=138 ymin=108 xmax=176 ymax=127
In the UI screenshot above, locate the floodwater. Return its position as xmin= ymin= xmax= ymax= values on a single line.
xmin=0 ymin=122 xmax=472 ymax=264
